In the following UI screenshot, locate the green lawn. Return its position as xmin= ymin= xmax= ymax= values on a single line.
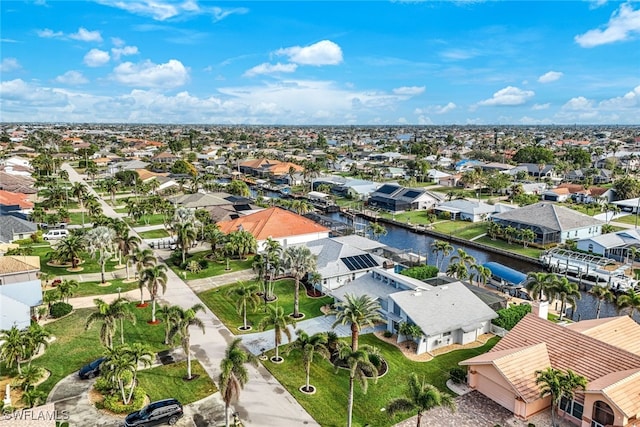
xmin=198 ymin=279 xmax=332 ymax=333
xmin=264 ymin=334 xmax=499 ymax=427
xmin=380 ymin=210 xmax=434 ymax=225
xmin=168 ymin=252 xmax=254 ymax=280
xmin=115 ymin=208 xmax=129 ymax=214
xmin=126 ymin=214 xmax=167 ymax=227
xmin=66 ymin=211 xmax=89 ymax=226
xmin=611 ymin=213 xmax=640 ymax=226
xmin=137 ymin=229 xmax=170 ymax=239
xmin=431 ymin=221 xmax=488 ymax=239
xmin=32 ymin=304 xmax=170 ymax=398
xmin=30 ymin=245 xmax=123 ymax=277
xmin=137 ymin=361 xmax=217 ymax=405
xmin=474 ymin=236 xmax=543 ymax=259
xmin=46 ymin=278 xmax=140 ymax=298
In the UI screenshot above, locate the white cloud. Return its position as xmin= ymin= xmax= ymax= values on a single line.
xmin=435 ymin=102 xmax=456 ymax=114
xmin=243 ymin=62 xmax=298 ymax=77
xmin=0 ymin=58 xmax=21 ymax=72
xmin=392 ymin=86 xmax=425 ymax=96
xmin=532 ymin=103 xmax=551 ymax=110
xmin=69 ymin=27 xmax=102 ymax=42
xmin=37 ymin=28 xmax=63 ymax=38
xmin=562 ymin=96 xmax=595 ymax=110
xmin=440 ymin=48 xmax=480 ymax=60
xmin=111 ymin=45 xmax=139 ymax=61
xmin=275 ymin=40 xmax=343 ymax=66
xmin=478 ymin=86 xmax=535 ymax=106
xmin=575 ymin=3 xmax=640 ymax=47
xmin=538 ymin=71 xmax=563 ymax=83
xmin=111 ymin=37 xmax=125 ymax=47
xmin=111 ymin=59 xmax=189 ymax=88
xmin=598 ymin=85 xmax=640 ymax=109
xmin=54 ymin=71 xmax=89 ymax=85
xmin=589 ymin=0 xmax=608 ymax=8
xmin=96 ymin=0 xmax=247 ymax=22
xmin=84 ymin=49 xmax=111 ymax=67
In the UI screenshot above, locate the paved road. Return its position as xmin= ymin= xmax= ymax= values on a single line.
xmin=58 ymin=164 xmax=319 ymax=427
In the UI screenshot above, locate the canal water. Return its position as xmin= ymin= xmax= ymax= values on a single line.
xmin=328 ymin=212 xmax=639 ymax=323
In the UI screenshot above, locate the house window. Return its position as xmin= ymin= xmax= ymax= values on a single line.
xmin=560 ymin=397 xmax=583 ymax=420
xmin=443 ymin=331 xmax=451 ymax=336
xmin=588 ymin=244 xmax=594 ymax=252
xmin=591 ymin=400 xmax=614 ymax=427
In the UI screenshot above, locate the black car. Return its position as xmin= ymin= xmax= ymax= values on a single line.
xmin=124 ymin=398 xmax=184 ymax=426
xmin=78 ymin=357 xmax=104 ymax=379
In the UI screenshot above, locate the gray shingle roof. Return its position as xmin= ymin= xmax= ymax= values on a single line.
xmin=0 ymin=215 xmax=38 ymax=243
xmin=492 ymin=202 xmax=603 ymax=231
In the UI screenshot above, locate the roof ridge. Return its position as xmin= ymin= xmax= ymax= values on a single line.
xmin=600 ymin=368 xmax=640 ymax=392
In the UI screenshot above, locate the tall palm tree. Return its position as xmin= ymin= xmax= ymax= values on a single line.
xmin=84 ymin=226 xmax=116 ymax=284
xmin=22 ymin=323 xmax=51 ymax=366
xmin=283 ymin=245 xmax=317 ymax=318
xmin=0 ymin=326 xmax=25 ymax=374
xmin=219 ymin=338 xmax=258 ymax=427
xmin=158 ymin=304 xmax=181 ymax=345
xmin=535 ymin=367 xmax=564 ymax=427
xmin=71 ymin=182 xmax=88 ymax=226
xmin=139 ymin=264 xmax=168 ymax=323
xmin=617 ymin=288 xmax=640 ymax=318
xmin=258 ymin=305 xmax=292 ymax=362
xmin=525 ymin=271 xmax=555 ymax=301
xmin=472 ymin=264 xmax=492 ymax=287
xmin=559 ymin=369 xmax=587 ymax=420
xmin=125 ymin=343 xmax=154 ymax=403
xmin=173 ymin=222 xmax=198 ymax=264
xmin=286 ymin=330 xmax=330 ymax=393
xmin=227 ymin=282 xmax=261 ymax=330
xmin=117 ymin=232 xmax=141 ymax=271
xmin=330 ymin=293 xmax=382 ymax=351
xmin=386 ymin=373 xmax=456 ymax=427
xmin=56 ymin=279 xmax=78 ymax=303
xmin=55 ymin=234 xmax=85 ymax=269
xmin=431 ymin=240 xmax=453 ymax=271
xmin=85 ymin=298 xmax=134 ymax=348
xmin=588 ymin=285 xmax=614 ymax=319
xmin=337 ymin=345 xmax=379 ymax=427
xmin=102 ymin=344 xmax=138 ymax=405
xmin=549 ymin=276 xmax=581 ymax=321
xmin=168 ymin=303 xmax=206 ymax=380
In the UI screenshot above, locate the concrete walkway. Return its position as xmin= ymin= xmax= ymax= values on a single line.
xmin=59 ymin=163 xmax=320 ymax=427
xmin=187 ymin=269 xmax=259 ymax=293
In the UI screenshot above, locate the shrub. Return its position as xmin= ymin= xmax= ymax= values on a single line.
xmin=492 ymin=304 xmax=532 ymax=330
xmin=99 ymin=386 xmax=146 ymax=414
xmin=383 ymin=330 xmax=393 ymax=338
xmin=93 ymin=377 xmax=114 ymax=394
xmin=400 ymin=265 xmax=439 ymax=280
xmin=50 ymin=302 xmax=72 ymax=318
xmin=449 ymin=367 xmax=467 ymax=384
xmin=198 ymin=259 xmax=208 ymax=269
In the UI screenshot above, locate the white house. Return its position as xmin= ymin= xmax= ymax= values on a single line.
xmin=0 ymin=256 xmax=42 ymax=330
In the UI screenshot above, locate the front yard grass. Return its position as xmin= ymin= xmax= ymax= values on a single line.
xmin=474 ymin=236 xmax=542 ymax=259
xmin=198 ymin=279 xmax=332 ymax=333
xmin=168 ymin=251 xmax=254 ymax=280
xmin=137 ymin=360 xmax=217 ymax=405
xmin=29 ymin=245 xmax=123 ymax=277
xmin=610 ymin=213 xmax=639 ymax=225
xmin=137 ymin=229 xmax=170 ymax=239
xmin=264 ymin=334 xmax=499 ymax=427
xmin=125 ymin=214 xmax=167 ymax=227
xmin=32 ymin=304 xmax=169 ymax=398
xmin=45 ymin=278 xmax=139 ymax=298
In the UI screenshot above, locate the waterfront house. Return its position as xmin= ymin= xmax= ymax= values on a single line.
xmin=460 ymin=314 xmax=640 ymax=427
xmin=217 ymin=207 xmax=330 ymax=251
xmin=576 ymin=229 xmax=640 ymax=260
xmin=491 ymin=202 xmax=603 ymax=245
xmin=331 ymin=269 xmax=497 ymax=355
xmin=368 ymin=183 xmax=443 ymax=212
xmin=433 ymin=199 xmax=496 ymax=222
xmin=613 ymin=197 xmax=640 ymax=214
xmin=312 ymin=176 xmax=379 ymax=200
xmin=0 ymin=256 xmax=42 ymax=330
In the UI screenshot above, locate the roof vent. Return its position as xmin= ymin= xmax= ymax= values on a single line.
xmin=440 ymin=286 xmax=448 ymax=290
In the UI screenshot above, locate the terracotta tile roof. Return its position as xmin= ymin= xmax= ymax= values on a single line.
xmin=557 ymin=183 xmax=585 ymax=193
xmin=548 ymin=187 xmax=570 ymax=195
xmin=217 ymin=207 xmax=330 ymax=240
xmin=461 ymin=343 xmax=551 ymax=402
xmin=0 ymin=256 xmax=40 ymax=275
xmin=0 ymin=189 xmax=34 ymax=209
xmin=492 ymin=314 xmax=640 ymax=383
xmin=267 ymin=162 xmax=303 ymax=175
xmin=565 ymin=315 xmax=640 ymax=356
xmin=240 ymin=158 xmax=279 ymax=169
xmin=135 ymin=169 xmax=168 ymax=181
xmin=586 ymin=368 xmax=640 ymax=418
xmin=588 ymin=187 xmax=609 ymax=196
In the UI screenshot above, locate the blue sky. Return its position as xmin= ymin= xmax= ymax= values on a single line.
xmin=1 ymin=0 xmax=639 ymax=125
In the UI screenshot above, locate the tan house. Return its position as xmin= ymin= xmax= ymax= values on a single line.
xmin=460 ymin=314 xmax=640 ymax=427
xmin=0 ymin=256 xmax=42 ymax=329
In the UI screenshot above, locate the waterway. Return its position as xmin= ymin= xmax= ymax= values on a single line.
xmin=328 ymin=212 xmax=639 ymax=323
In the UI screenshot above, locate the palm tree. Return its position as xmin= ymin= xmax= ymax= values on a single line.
xmin=168 ymin=304 xmax=206 ymax=380
xmin=472 ymin=264 xmax=492 ymax=287
xmin=21 ymin=388 xmax=45 ymax=408
xmin=0 ymin=326 xmax=25 ymax=374
xmin=55 ymin=234 xmax=85 ymax=269
xmin=228 ymin=229 xmax=257 ymax=260
xmin=84 ymin=226 xmax=116 ymax=284
xmin=431 ymin=240 xmax=453 ymax=271
xmin=559 ymin=369 xmax=587 ymax=420
xmin=283 ymin=245 xmax=317 ymax=318
xmin=85 ymin=298 xmax=133 ymax=348
xmin=173 ymin=222 xmax=198 ymax=264
xmin=588 ymin=285 xmax=614 ymax=319
xmin=158 ymin=304 xmax=180 ymax=345
xmin=102 ymin=344 xmax=137 ymax=405
xmin=56 ymin=279 xmax=78 ymax=303
xmin=549 ymin=276 xmax=581 ymax=321
xmin=227 ymin=282 xmax=261 ymax=330
xmin=535 ymin=367 xmax=564 ymax=427
xmin=285 ymin=330 xmax=330 ymax=393
xmin=117 ymin=232 xmax=141 ymax=271
xmin=617 ymin=288 xmax=640 ymax=318
xmin=258 ymin=305 xmax=292 ymax=362
xmin=71 ymin=182 xmax=88 ymax=226
xmin=15 ymin=364 xmax=44 ymax=392
xmin=367 ymin=222 xmax=387 ymax=240
xmin=219 ymin=338 xmax=258 ymax=427
xmin=330 ymin=293 xmax=382 ymax=351
xmin=337 ymin=345 xmax=379 ymax=427
xmin=22 ymin=323 xmax=51 ymax=365
xmin=139 ymin=264 xmax=168 ymax=323
xmin=446 ymin=262 xmax=469 ymax=280
xmin=526 ymin=271 xmax=555 ymax=301
xmin=124 ymin=343 xmax=154 ymax=404
xmin=387 ymin=373 xmax=456 ymax=427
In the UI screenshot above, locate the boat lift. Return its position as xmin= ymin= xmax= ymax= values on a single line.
xmin=540 ymin=248 xmax=638 ymax=292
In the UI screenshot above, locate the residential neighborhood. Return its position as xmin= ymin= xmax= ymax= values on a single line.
xmin=0 ymin=123 xmax=640 ymax=427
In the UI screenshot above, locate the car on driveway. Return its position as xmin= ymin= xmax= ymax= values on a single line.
xmin=78 ymin=357 xmax=104 ymax=379
xmin=124 ymin=398 xmax=184 ymax=426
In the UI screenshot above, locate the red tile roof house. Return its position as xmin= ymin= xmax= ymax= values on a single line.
xmin=460 ymin=314 xmax=640 ymax=427
xmin=217 ymin=207 xmax=330 ymax=251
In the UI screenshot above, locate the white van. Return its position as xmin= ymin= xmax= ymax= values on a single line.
xmin=43 ymin=229 xmax=70 ymax=240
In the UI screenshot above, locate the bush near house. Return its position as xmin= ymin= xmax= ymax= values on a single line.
xmin=492 ymin=304 xmax=531 ymax=330
xmin=399 ymin=265 xmax=439 ymax=280
xmin=50 ymin=302 xmax=73 ymax=318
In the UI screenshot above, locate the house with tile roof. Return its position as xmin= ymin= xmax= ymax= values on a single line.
xmin=217 ymin=207 xmax=330 ymax=251
xmin=491 ymin=202 xmax=604 ymax=245
xmin=0 ymin=256 xmax=42 ymax=329
xmin=331 ymin=269 xmax=497 ymax=354
xmin=460 ymin=314 xmax=640 ymax=427
xmin=0 ymin=172 xmax=37 ymax=194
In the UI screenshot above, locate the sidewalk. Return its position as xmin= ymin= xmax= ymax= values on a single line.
xmin=187 ymin=269 xmax=258 ymax=293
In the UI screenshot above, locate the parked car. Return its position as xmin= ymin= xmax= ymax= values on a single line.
xmin=43 ymin=229 xmax=70 ymax=240
xmin=124 ymin=398 xmax=184 ymax=426
xmin=39 ymin=222 xmax=68 ymax=229
xmin=78 ymin=357 xmax=104 ymax=379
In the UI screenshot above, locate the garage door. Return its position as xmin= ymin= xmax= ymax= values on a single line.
xmin=475 ymin=374 xmax=516 ymax=412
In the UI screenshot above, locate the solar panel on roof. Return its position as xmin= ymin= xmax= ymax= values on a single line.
xmin=341 ymin=254 xmax=380 ymax=271
xmin=376 ymin=185 xmax=398 ymax=195
xmin=403 ymin=190 xmax=421 ymax=198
